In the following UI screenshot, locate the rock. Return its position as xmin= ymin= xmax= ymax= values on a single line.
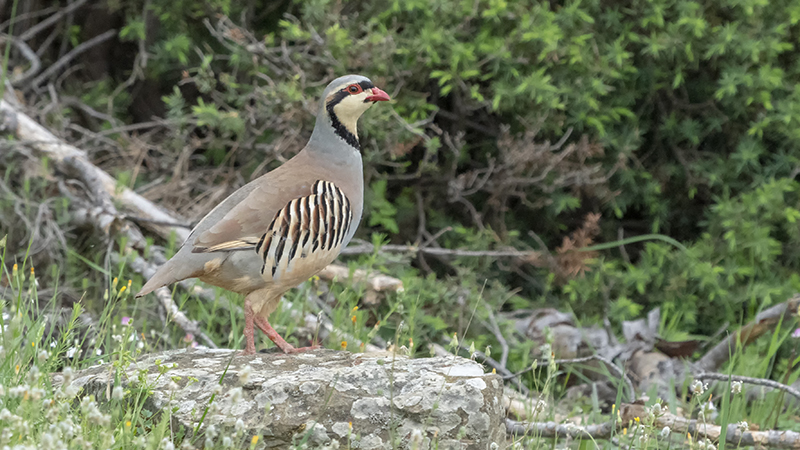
xmin=57 ymin=348 xmax=506 ymax=449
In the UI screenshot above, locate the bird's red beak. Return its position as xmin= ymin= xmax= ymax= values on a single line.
xmin=366 ymin=87 xmax=391 ymax=102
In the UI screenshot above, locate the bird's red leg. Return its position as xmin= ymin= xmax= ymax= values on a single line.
xmin=242 ymin=298 xmax=257 ymax=355
xmin=253 ymin=317 xmax=319 ymax=354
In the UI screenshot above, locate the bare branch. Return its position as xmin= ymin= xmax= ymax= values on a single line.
xmin=17 ymin=0 xmax=89 ymax=41
xmin=506 ymin=418 xmax=615 ymax=440
xmin=340 ymin=242 xmax=541 ymax=260
xmin=620 ymin=402 xmax=800 ymax=449
xmin=695 ymin=372 xmax=800 ymax=403
xmin=27 ymin=29 xmax=116 ymax=91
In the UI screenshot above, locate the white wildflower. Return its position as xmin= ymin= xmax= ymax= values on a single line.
xmin=222 ymin=436 xmax=232 ymax=447
xmin=228 ymin=387 xmax=243 ymax=403
xmin=62 ymin=367 xmax=74 ymax=384
xmin=134 ymin=436 xmax=147 ymax=448
xmin=737 ymin=421 xmax=749 ymax=432
xmin=63 ymin=384 xmax=80 ymax=399
xmin=161 ymin=438 xmax=175 ymax=450
xmin=65 ymin=347 xmax=78 ymax=358
xmin=650 ymin=402 xmax=662 ymax=415
xmin=731 ymin=380 xmax=743 ymax=394
xmin=235 ymin=418 xmax=245 ymax=435
xmin=409 ymin=428 xmax=424 ymax=444
xmin=168 ymin=381 xmax=179 ymax=392
xmin=9 ymin=385 xmax=27 ymax=398
xmin=660 ymin=426 xmax=671 ymax=438
xmin=112 ymin=386 xmax=124 ymax=401
xmin=691 ymin=379 xmax=708 ymax=395
xmin=206 ymin=425 xmax=218 ymax=438
xmin=238 ymin=365 xmax=253 ymax=385
xmin=534 ymin=399 xmax=547 ymax=413
xmin=41 ymin=432 xmax=57 ymax=447
xmin=37 ymin=350 xmax=49 ymax=364
xmin=29 ymin=388 xmax=44 ymax=401
xmin=27 ymin=365 xmax=40 ymax=384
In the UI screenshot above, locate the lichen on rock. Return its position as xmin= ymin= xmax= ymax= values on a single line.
xmin=54 ymin=348 xmax=505 ymax=449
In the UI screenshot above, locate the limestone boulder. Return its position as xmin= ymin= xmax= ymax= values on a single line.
xmin=57 ymin=348 xmax=506 ymax=449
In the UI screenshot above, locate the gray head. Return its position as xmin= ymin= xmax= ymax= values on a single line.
xmin=311 ymin=74 xmax=390 ymax=151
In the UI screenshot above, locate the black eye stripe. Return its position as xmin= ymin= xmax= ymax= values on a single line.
xmin=345 ymin=81 xmax=374 ymax=94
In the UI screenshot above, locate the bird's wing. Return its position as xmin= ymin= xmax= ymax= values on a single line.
xmin=192 ymin=179 xmax=353 ymax=263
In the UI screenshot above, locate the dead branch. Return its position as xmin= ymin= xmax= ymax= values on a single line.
xmin=4 ymin=97 xmax=218 ymax=346
xmin=340 ymin=241 xmax=542 ymax=260
xmin=317 ymin=264 xmax=404 ymax=293
xmin=27 ymin=29 xmax=117 ymax=91
xmin=697 ymin=294 xmax=800 ymax=372
xmin=695 ymin=372 xmax=800 ymax=403
xmin=509 ymin=402 xmax=800 ymax=449
xmin=4 ymin=37 xmax=41 ymax=85
xmin=506 ymin=417 xmax=615 ymax=440
xmin=620 ymin=402 xmax=800 ymax=449
xmin=17 ymin=0 xmax=89 ymax=41
xmin=0 ymin=99 xmax=190 ymax=242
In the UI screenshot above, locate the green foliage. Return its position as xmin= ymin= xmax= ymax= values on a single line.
xmin=366 ymin=180 xmax=399 ymax=234
xmin=565 ymin=178 xmax=800 ymax=334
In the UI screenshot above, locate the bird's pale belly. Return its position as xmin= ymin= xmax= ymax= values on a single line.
xmin=197 ymin=247 xmax=337 ymax=295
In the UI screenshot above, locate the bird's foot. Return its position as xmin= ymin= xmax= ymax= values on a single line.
xmin=281 ymin=344 xmax=321 ymax=354
xmin=254 ymin=316 xmax=319 ymax=354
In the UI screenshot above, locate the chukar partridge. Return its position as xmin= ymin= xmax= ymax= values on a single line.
xmin=136 ymin=75 xmax=390 ymax=354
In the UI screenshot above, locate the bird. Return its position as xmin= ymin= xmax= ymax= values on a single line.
xmin=135 ymin=74 xmax=390 ymax=354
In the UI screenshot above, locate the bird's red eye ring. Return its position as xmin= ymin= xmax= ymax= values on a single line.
xmin=346 ymin=84 xmax=362 ymax=94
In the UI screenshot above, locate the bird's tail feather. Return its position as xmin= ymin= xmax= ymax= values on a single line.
xmin=135 ymin=257 xmax=200 ymax=297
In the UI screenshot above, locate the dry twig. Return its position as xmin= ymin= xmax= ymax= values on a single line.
xmin=695 ymin=372 xmax=800 ymax=403
xmin=508 ymin=402 xmax=800 ymax=449
xmin=27 ymin=29 xmax=117 ymax=91
xmin=620 ymin=402 xmax=800 ymax=449
xmin=506 ymin=418 xmax=615 ymax=440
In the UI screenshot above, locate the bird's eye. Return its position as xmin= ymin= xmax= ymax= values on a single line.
xmin=347 ymin=84 xmax=362 ymax=94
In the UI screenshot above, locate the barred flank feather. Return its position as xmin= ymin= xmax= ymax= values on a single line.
xmin=256 ymin=180 xmax=353 ymax=280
